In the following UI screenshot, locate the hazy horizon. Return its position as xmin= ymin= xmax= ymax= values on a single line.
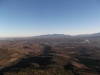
xmin=0 ymin=0 xmax=100 ymax=37
xmin=0 ymin=32 xmax=100 ymax=38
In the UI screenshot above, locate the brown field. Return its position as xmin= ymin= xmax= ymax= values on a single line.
xmin=0 ymin=37 xmax=99 ymax=75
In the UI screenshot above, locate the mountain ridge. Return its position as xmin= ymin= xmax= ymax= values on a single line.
xmin=34 ymin=32 xmax=100 ymax=38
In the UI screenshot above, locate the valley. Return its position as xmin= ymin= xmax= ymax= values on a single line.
xmin=0 ymin=36 xmax=100 ymax=75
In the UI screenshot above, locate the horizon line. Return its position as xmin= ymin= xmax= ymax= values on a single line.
xmin=0 ymin=32 xmax=99 ymax=38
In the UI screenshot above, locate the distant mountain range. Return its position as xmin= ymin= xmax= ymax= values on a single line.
xmin=34 ymin=33 xmax=100 ymax=38
xmin=76 ymin=33 xmax=100 ymax=37
xmin=34 ymin=34 xmax=71 ymax=38
xmin=0 ymin=33 xmax=100 ymax=40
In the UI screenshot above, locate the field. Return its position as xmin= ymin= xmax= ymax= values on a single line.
xmin=0 ymin=37 xmax=100 ymax=75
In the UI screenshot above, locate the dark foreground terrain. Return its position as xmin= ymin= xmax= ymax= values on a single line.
xmin=0 ymin=37 xmax=100 ymax=75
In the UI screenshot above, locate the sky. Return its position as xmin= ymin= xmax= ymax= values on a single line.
xmin=0 ymin=0 xmax=100 ymax=37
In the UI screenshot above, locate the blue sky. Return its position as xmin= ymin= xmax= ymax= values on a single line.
xmin=0 ymin=0 xmax=100 ymax=37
